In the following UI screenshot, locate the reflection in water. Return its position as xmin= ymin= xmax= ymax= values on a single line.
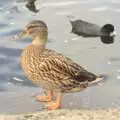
xmin=10 ymin=76 xmax=37 ymax=87
xmin=108 ymin=57 xmax=120 ymax=62
xmin=0 ymin=29 xmax=22 ymax=36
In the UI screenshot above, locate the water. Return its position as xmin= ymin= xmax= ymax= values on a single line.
xmin=0 ymin=0 xmax=120 ymax=114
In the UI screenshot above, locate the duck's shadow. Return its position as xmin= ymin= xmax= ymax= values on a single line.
xmin=0 ymin=47 xmax=37 ymax=92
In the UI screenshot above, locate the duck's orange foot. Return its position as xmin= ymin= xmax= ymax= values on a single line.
xmin=35 ymin=90 xmax=53 ymax=102
xmin=36 ymin=95 xmax=51 ymax=102
xmin=46 ymin=101 xmax=61 ymax=110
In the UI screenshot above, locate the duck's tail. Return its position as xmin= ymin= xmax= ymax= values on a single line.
xmin=88 ymin=74 xmax=105 ymax=87
xmin=74 ymin=72 xmax=105 ymax=85
xmin=100 ymin=24 xmax=116 ymax=44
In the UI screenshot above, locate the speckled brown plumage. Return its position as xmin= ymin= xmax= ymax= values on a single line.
xmin=17 ymin=20 xmax=104 ymax=110
xmin=20 ymin=44 xmax=90 ymax=93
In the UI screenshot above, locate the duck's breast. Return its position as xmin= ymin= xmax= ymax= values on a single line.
xmin=20 ymin=45 xmax=44 ymax=83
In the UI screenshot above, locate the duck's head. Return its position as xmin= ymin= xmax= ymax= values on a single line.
xmin=17 ymin=20 xmax=48 ymax=46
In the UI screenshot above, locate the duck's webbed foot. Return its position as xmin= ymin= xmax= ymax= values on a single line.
xmin=46 ymin=93 xmax=62 ymax=110
xmin=36 ymin=90 xmax=53 ymax=102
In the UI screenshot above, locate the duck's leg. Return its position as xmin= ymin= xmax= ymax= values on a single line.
xmin=36 ymin=90 xmax=53 ymax=102
xmin=46 ymin=93 xmax=62 ymax=110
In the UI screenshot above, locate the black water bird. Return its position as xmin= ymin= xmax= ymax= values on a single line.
xmin=70 ymin=19 xmax=116 ymax=44
xmin=25 ymin=0 xmax=39 ymax=13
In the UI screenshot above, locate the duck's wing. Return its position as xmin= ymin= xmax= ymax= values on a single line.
xmin=37 ymin=49 xmax=99 ymax=92
xmin=40 ymin=49 xmax=97 ymax=83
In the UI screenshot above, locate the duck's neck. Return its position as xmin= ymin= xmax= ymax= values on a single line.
xmin=32 ymin=36 xmax=47 ymax=48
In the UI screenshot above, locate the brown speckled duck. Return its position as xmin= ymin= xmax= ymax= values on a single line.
xmin=17 ymin=20 xmax=104 ymax=110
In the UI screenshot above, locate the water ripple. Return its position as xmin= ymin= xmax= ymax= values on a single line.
xmin=40 ymin=0 xmax=89 ymax=7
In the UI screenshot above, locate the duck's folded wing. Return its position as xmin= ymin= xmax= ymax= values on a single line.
xmin=40 ymin=50 xmax=97 ymax=83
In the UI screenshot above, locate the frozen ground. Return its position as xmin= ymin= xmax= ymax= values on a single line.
xmin=0 ymin=0 xmax=120 ymax=114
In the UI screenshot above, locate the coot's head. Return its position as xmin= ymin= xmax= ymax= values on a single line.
xmin=100 ymin=24 xmax=116 ymax=44
xmin=101 ymin=24 xmax=115 ymax=36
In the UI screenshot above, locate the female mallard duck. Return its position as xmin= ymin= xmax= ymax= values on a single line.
xmin=17 ymin=20 xmax=104 ymax=110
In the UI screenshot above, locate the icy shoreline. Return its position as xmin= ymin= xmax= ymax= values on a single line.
xmin=0 ymin=108 xmax=120 ymax=120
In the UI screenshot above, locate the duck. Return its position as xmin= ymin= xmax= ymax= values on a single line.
xmin=70 ymin=19 xmax=116 ymax=44
xmin=16 ymin=20 xmax=104 ymax=110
